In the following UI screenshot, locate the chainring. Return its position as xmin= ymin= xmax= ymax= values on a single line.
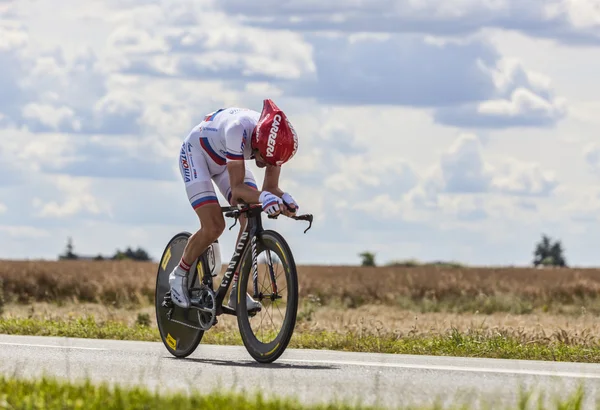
xmin=190 ymin=287 xmax=217 ymax=331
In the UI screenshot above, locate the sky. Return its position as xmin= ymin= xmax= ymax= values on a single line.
xmin=1 ymin=0 xmax=600 ymax=267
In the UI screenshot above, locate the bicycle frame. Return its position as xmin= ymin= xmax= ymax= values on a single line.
xmin=186 ymin=205 xmax=256 ymax=316
xmin=187 ymin=204 xmax=312 ymax=317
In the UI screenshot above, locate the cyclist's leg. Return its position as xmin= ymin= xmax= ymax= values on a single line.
xmin=169 ymin=141 xmax=225 ymax=308
xmin=213 ymin=168 xmax=260 ymax=310
xmin=181 ymin=203 xmax=225 ymax=273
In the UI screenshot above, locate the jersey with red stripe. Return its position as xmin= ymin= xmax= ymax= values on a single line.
xmin=187 ymin=107 xmax=260 ymax=166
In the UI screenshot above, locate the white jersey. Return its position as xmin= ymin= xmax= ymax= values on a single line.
xmin=178 ymin=107 xmax=260 ymax=210
xmin=187 ymin=107 xmax=260 ymax=166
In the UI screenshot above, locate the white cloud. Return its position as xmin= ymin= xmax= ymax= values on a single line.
xmin=478 ymin=87 xmax=562 ymax=116
xmin=33 ymin=175 xmax=112 ymax=218
xmin=442 ymin=134 xmax=557 ymax=196
xmin=584 ymin=143 xmax=600 ymax=173
xmin=0 ymin=225 xmax=51 ymax=239
xmin=21 ymin=103 xmax=82 ymax=131
xmin=387 ymin=133 xmax=559 ymax=223
xmin=325 ymin=156 xmax=415 ymax=193
xmin=552 ymin=0 xmax=600 ymax=31
xmin=492 ymin=158 xmax=558 ymax=196
xmin=563 ymin=188 xmax=600 ymax=223
xmin=293 ymin=34 xmax=497 ymax=107
xmin=0 ymin=203 xmax=6 ymax=214
xmin=434 ymin=57 xmax=567 ymax=127
xmin=107 ymin=25 xmax=168 ymax=55
xmin=217 ymin=0 xmax=600 ymax=45
xmin=91 ymin=87 xmax=144 ymax=134
xmin=0 ymin=32 xmax=111 ymax=133
xmin=440 ymin=133 xmax=494 ymax=193
xmin=105 ymin=5 xmax=315 ymax=81
xmin=0 ymin=128 xmax=80 ymax=173
xmin=276 ymin=33 xmax=566 ymax=128
xmin=84 ymin=0 xmax=567 ymax=130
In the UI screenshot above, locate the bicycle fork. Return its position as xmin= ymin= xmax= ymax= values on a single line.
xmin=251 ymin=236 xmax=280 ymax=301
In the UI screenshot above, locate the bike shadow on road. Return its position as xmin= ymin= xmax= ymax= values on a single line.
xmin=167 ymin=357 xmax=337 ymax=370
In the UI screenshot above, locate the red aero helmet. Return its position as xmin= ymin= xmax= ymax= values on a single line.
xmin=253 ymin=99 xmax=298 ymax=166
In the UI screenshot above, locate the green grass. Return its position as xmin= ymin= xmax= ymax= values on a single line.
xmin=0 ymin=375 xmax=593 ymax=410
xmin=1 ymin=316 xmax=600 ymax=363
xmin=0 ymin=375 xmax=375 ymax=410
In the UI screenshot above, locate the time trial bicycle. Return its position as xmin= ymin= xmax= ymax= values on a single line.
xmin=155 ymin=203 xmax=313 ymax=363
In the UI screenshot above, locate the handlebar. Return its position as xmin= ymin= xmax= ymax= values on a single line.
xmin=269 ymin=213 xmax=314 ymax=234
xmin=222 ymin=203 xmax=313 ymax=233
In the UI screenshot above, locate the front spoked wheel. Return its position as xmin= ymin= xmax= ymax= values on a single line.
xmin=236 ymin=230 xmax=298 ymax=363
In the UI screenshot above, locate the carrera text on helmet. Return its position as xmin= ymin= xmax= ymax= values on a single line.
xmin=266 ymin=114 xmax=281 ymax=158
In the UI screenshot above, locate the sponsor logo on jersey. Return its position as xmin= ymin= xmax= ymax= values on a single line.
xmin=203 ymin=127 xmax=218 ymax=132
xmin=266 ymin=114 xmax=281 ymax=158
xmin=180 ymin=146 xmax=191 ymax=182
xmin=229 ymin=108 xmax=250 ymax=115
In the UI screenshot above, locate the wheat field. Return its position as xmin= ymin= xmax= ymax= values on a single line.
xmin=2 ymin=260 xmax=600 ymax=313
xmin=3 ymin=260 xmax=600 ymax=346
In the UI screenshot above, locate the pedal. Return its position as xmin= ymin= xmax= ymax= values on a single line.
xmin=248 ymin=306 xmax=261 ymax=317
xmin=162 ymin=291 xmax=174 ymax=309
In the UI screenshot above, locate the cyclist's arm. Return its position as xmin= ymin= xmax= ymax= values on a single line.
xmin=224 ymin=119 xmax=261 ymax=204
xmin=262 ymin=164 xmax=284 ymax=197
xmin=228 ymin=161 xmax=261 ymax=205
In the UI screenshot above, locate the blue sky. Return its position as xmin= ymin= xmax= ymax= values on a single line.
xmin=2 ymin=0 xmax=600 ymax=266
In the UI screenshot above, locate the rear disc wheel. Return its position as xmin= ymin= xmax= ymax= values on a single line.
xmin=155 ymin=232 xmax=204 ymax=358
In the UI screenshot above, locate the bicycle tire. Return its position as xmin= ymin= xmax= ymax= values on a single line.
xmin=236 ymin=229 xmax=299 ymax=363
xmin=155 ymin=231 xmax=204 ymax=358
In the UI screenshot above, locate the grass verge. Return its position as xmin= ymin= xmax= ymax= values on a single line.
xmin=1 ymin=316 xmax=599 ymax=363
xmin=0 ymin=375 xmax=592 ymax=410
xmin=0 ymin=375 xmax=369 ymax=410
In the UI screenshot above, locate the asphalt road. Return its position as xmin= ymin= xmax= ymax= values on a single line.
xmin=0 ymin=334 xmax=599 ymax=409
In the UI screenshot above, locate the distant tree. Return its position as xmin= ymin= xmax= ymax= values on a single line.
xmin=112 ymin=250 xmax=127 ymax=261
xmin=94 ymin=254 xmax=104 ymax=261
xmin=59 ymin=237 xmax=78 ymax=260
xmin=359 ymin=251 xmax=376 ymax=267
xmin=112 ymin=246 xmax=151 ymax=261
xmin=533 ymin=234 xmax=567 ymax=267
xmin=132 ymin=247 xmax=151 ymax=261
xmin=549 ymin=240 xmax=567 ymax=267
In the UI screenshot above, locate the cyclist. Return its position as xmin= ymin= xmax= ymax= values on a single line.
xmin=169 ymin=99 xmax=300 ymax=311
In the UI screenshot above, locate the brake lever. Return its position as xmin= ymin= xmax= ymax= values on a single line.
xmin=228 ymin=215 xmax=239 ymax=230
xmin=297 ymin=214 xmax=313 ymax=234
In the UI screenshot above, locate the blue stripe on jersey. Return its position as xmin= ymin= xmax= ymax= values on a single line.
xmin=204 ymin=108 xmax=225 ymax=122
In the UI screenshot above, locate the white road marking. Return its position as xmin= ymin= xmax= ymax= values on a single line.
xmin=0 ymin=342 xmax=107 ymax=351
xmin=1 ymin=340 xmax=599 ymax=380
xmin=280 ymin=358 xmax=600 ymax=379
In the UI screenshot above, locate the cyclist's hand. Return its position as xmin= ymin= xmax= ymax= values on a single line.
xmin=281 ymin=192 xmax=299 ymax=217
xmin=259 ymin=191 xmax=283 ymax=216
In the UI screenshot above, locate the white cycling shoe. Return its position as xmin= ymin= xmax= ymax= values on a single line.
xmin=228 ymin=286 xmax=263 ymax=311
xmin=168 ymin=266 xmax=191 ymax=309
